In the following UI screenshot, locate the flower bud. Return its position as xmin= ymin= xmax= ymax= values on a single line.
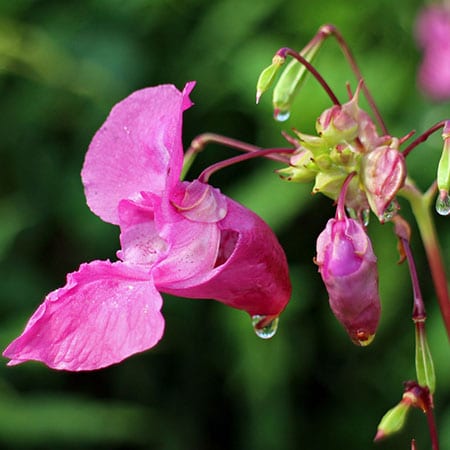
xmin=374 ymin=399 xmax=411 ymax=441
xmin=437 ymin=121 xmax=450 ymax=192
xmin=436 ymin=121 xmax=450 ymax=215
xmin=276 ymin=148 xmax=317 ymax=182
xmin=415 ymin=322 xmax=436 ymax=393
xmin=361 ymin=144 xmax=406 ymax=222
xmin=315 ymin=213 xmax=380 ymax=345
xmin=272 ymin=41 xmax=322 ymax=121
xmin=256 ymin=54 xmax=285 ymax=104
xmin=316 ymin=104 xmax=359 ymax=145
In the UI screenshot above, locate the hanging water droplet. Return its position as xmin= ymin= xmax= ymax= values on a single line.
xmin=273 ymin=109 xmax=290 ymax=122
xmin=436 ymin=191 xmax=450 ymax=216
xmin=380 ymin=201 xmax=399 ymax=222
xmin=362 ymin=209 xmax=370 ymax=227
xmin=352 ymin=329 xmax=376 ymax=347
xmin=251 ymin=315 xmax=279 ymax=339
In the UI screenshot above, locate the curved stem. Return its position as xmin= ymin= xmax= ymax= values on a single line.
xmin=402 ymin=120 xmax=446 ymax=157
xmin=182 ymin=133 xmax=292 ymax=179
xmin=400 ymin=180 xmax=450 ymax=341
xmin=318 ymin=24 xmax=388 ymax=135
xmin=277 ymin=47 xmax=341 ymax=106
xmin=197 ymin=148 xmax=295 ymax=183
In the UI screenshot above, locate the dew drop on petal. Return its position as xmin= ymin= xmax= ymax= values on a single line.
xmin=274 ymin=109 xmax=290 ymax=122
xmin=380 ymin=201 xmax=399 ymax=222
xmin=251 ymin=315 xmax=279 ymax=339
xmin=436 ymin=191 xmax=450 ymax=216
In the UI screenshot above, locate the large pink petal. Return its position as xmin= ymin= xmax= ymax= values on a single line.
xmin=117 ymin=198 xmax=168 ymax=266
xmin=152 ymin=197 xmax=221 ymax=284
xmin=3 ymin=261 xmax=165 ymax=371
xmin=159 ymin=198 xmax=292 ymax=317
xmin=82 ymin=82 xmax=196 ymax=225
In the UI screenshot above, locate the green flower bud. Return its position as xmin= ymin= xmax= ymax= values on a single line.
xmin=436 ymin=121 xmax=450 ymax=215
xmin=256 ymin=54 xmax=285 ymax=104
xmin=276 ymin=148 xmax=317 ymax=182
xmin=316 ymin=104 xmax=359 ymax=146
xmin=273 ymin=42 xmax=322 ymax=121
xmin=313 ymin=170 xmax=347 ymax=199
xmin=415 ymin=323 xmax=436 ymax=393
xmin=374 ymin=401 xmax=411 ymax=441
xmin=437 ymin=121 xmax=450 ymax=192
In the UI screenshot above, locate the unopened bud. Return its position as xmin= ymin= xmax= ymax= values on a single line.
xmin=436 ymin=121 xmax=450 ymax=215
xmin=316 ymin=104 xmax=359 ymax=145
xmin=273 ymin=42 xmax=322 ymax=121
xmin=276 ymin=148 xmax=317 ymax=182
xmin=415 ymin=323 xmax=436 ymax=393
xmin=361 ymin=144 xmax=406 ymax=222
xmin=374 ymin=400 xmax=411 ymax=441
xmin=256 ymin=54 xmax=285 ymax=104
xmin=315 ymin=213 xmax=380 ymax=345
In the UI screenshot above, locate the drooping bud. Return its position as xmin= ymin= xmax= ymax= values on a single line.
xmin=374 ymin=399 xmax=411 ymax=441
xmin=361 ymin=142 xmax=406 ymax=222
xmin=374 ymin=381 xmax=433 ymax=441
xmin=256 ymin=54 xmax=286 ymax=104
xmin=436 ymin=120 xmax=450 ymax=215
xmin=315 ymin=174 xmax=381 ymax=345
xmin=272 ymin=39 xmax=323 ymax=121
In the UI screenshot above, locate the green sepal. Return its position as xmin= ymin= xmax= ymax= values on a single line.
xmin=276 ymin=149 xmax=317 ymax=183
xmin=313 ymin=170 xmax=347 ymax=200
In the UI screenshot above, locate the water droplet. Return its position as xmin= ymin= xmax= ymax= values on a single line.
xmin=352 ymin=329 xmax=375 ymax=347
xmin=251 ymin=315 xmax=279 ymax=339
xmin=273 ymin=109 xmax=290 ymax=122
xmin=380 ymin=201 xmax=399 ymax=222
xmin=436 ymin=191 xmax=450 ymax=216
xmin=346 ymin=207 xmax=357 ymax=219
xmin=362 ymin=209 xmax=370 ymax=227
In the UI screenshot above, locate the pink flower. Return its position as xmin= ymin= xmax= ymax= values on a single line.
xmin=315 ymin=175 xmax=380 ymax=346
xmin=3 ymin=83 xmax=291 ymax=371
xmin=415 ymin=5 xmax=450 ymax=101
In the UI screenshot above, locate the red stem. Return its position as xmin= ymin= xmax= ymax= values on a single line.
xmin=402 ymin=120 xmax=446 ymax=157
xmin=318 ymin=24 xmax=389 ymax=135
xmin=197 ymin=148 xmax=295 ymax=183
xmin=277 ymin=47 xmax=341 ymax=106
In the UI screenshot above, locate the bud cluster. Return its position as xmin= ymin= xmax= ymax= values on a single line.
xmin=277 ymin=90 xmax=406 ymax=223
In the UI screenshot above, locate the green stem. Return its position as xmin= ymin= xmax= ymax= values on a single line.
xmin=400 ymin=180 xmax=450 ymax=341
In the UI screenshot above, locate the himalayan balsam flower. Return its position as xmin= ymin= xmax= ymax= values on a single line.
xmin=3 ymin=83 xmax=291 ymax=371
xmin=315 ymin=176 xmax=380 ymax=345
xmin=415 ymin=4 xmax=450 ymax=101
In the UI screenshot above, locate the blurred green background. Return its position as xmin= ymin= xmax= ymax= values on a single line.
xmin=0 ymin=0 xmax=449 ymax=449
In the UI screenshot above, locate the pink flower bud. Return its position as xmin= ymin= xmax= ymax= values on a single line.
xmin=316 ymin=104 xmax=359 ymax=145
xmin=361 ymin=144 xmax=406 ymax=222
xmin=315 ymin=214 xmax=380 ymax=345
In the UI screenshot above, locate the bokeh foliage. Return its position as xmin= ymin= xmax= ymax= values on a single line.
xmin=0 ymin=0 xmax=449 ymax=449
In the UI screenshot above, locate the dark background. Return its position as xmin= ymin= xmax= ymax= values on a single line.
xmin=0 ymin=0 xmax=449 ymax=449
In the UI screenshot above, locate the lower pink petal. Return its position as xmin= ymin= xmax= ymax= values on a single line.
xmin=3 ymin=261 xmax=165 ymax=371
xmin=160 ymin=198 xmax=292 ymax=317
